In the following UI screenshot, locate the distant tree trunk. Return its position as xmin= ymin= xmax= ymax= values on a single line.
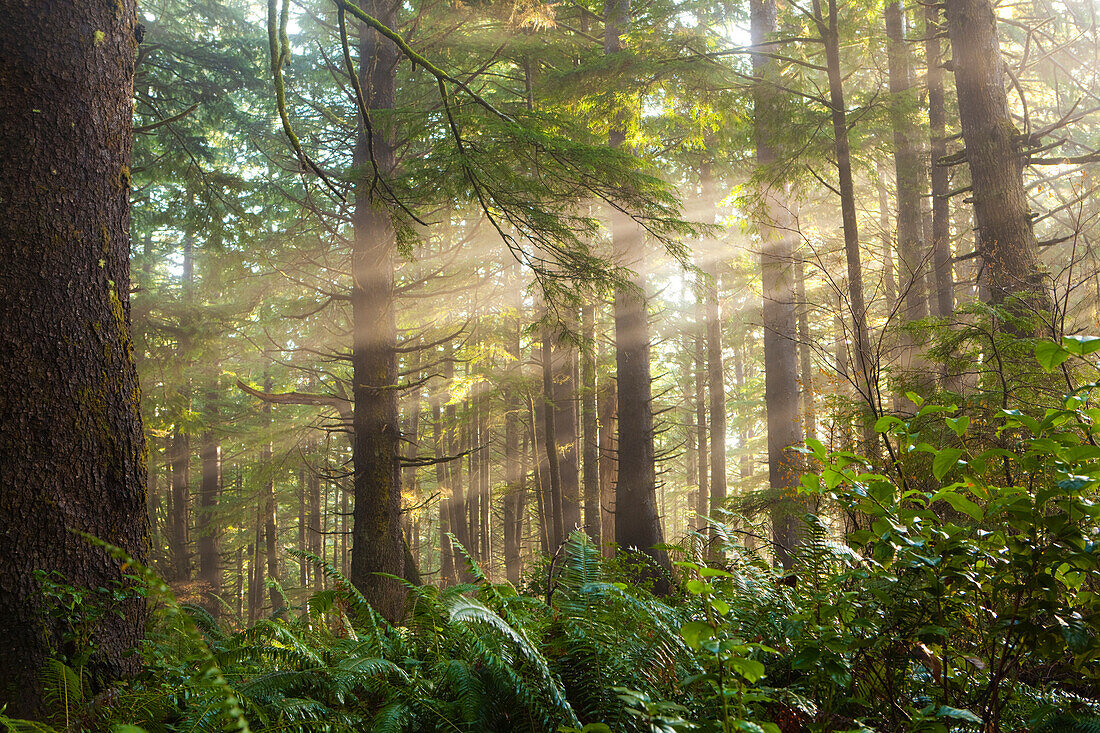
xmin=168 ymin=425 xmax=191 ymax=582
xmin=504 ymin=317 xmax=526 ymax=581
xmin=796 ymin=256 xmax=817 ymax=445
xmin=926 ymin=3 xmax=954 ymax=318
xmin=249 ymin=492 xmax=264 ymax=621
xmin=734 ymin=345 xmax=754 ymax=480
xmin=541 ymin=327 xmax=566 ymax=549
xmin=878 ymin=163 xmax=897 ymax=313
xmin=478 ymin=387 xmax=491 ymax=568
xmin=944 ymin=0 xmax=1046 ymax=317
xmin=467 ymin=386 xmax=481 ymax=562
xmin=815 ymin=0 xmax=877 ymax=451
xmin=198 ymin=385 xmax=221 ymax=616
xmin=607 ymin=0 xmax=673 ymax=589
xmin=298 ymin=468 xmax=308 ymax=588
xmin=553 ymin=324 xmax=582 ymax=534
xmin=403 ymin=362 xmax=421 ymax=571
xmin=308 ymin=447 xmax=322 ymax=590
xmin=598 ymin=375 xmax=618 ymax=557
xmin=347 ymin=0 xmax=405 ymax=623
xmin=753 ymin=0 xmax=805 ymax=571
xmin=699 ymin=164 xmax=728 ymax=524
xmin=433 ymin=398 xmax=456 ymax=585
xmin=443 ymin=352 xmax=469 ymax=554
xmin=581 ymin=302 xmax=601 ymax=544
xmin=0 ymin=0 xmax=148 ymax=707
xmin=262 ymin=375 xmax=280 ymax=618
xmin=694 ymin=329 xmax=709 ymax=530
xmin=886 ymin=0 xmax=929 ymax=324
xmin=605 ymin=0 xmax=670 ymax=591
xmin=529 ymin=394 xmax=552 ymax=555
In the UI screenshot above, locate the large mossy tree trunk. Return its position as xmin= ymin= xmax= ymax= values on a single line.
xmin=348 ymin=0 xmax=406 ymax=623
xmin=0 ymin=0 xmax=148 ymax=711
xmin=944 ymin=0 xmax=1047 ymax=319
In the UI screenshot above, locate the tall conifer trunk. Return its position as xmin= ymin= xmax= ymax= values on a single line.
xmin=606 ymin=0 xmax=671 ymax=590
xmin=944 ymin=0 xmax=1047 ymax=316
xmin=198 ymin=385 xmax=221 ymax=615
xmin=926 ymin=3 xmax=954 ymax=318
xmin=0 ymin=0 xmax=148 ymax=707
xmin=581 ymin=302 xmax=602 ymax=543
xmin=753 ymin=0 xmax=805 ymax=570
xmin=348 ymin=0 xmax=406 ymax=621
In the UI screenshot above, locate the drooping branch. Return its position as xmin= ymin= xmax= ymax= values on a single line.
xmin=236 ymin=378 xmax=352 ymax=420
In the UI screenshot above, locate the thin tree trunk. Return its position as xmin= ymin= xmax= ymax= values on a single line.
xmin=554 ymin=322 xmax=582 ymax=535
xmin=198 ymin=385 xmax=221 ymax=616
xmin=699 ymin=164 xmax=728 ymax=524
xmin=263 ymin=375 xmax=280 ymax=618
xmin=433 ymin=397 xmax=456 ymax=585
xmin=796 ymin=256 xmax=817 ymax=445
xmin=541 ymin=326 xmax=566 ymax=550
xmin=926 ymin=3 xmax=954 ymax=318
xmin=597 ymin=375 xmax=618 ymax=557
xmin=815 ymin=0 xmax=877 ymax=449
xmin=694 ymin=329 xmax=709 ymax=531
xmin=581 ymin=302 xmax=601 ymax=543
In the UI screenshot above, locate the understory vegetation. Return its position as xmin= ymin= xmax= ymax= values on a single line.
xmin=9 ymin=341 xmax=1100 ymax=733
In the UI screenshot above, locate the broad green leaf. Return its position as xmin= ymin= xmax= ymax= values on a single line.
xmin=931 ymin=489 xmax=983 ymax=521
xmin=933 ymin=448 xmax=965 ymax=482
xmin=945 ymin=415 xmax=970 ymax=437
xmin=1035 ymin=340 xmax=1071 ymax=371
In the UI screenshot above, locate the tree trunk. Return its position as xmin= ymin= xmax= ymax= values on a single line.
xmin=504 ymin=321 xmax=525 ymax=582
xmin=347 ymin=0 xmax=406 ymax=623
xmin=699 ymin=165 xmax=728 ymax=523
xmin=605 ymin=0 xmax=670 ymax=591
xmin=198 ymin=385 xmax=221 ymax=616
xmin=886 ymin=0 xmax=929 ymax=324
xmin=753 ymin=0 xmax=805 ymax=571
xmin=541 ymin=327 xmax=566 ymax=550
xmin=796 ymin=256 xmax=817 ymax=446
xmin=944 ymin=0 xmax=1045 ymax=317
xmin=262 ymin=375 xmax=280 ymax=617
xmin=433 ymin=398 xmax=456 ymax=585
xmin=581 ymin=302 xmax=601 ymax=543
xmin=553 ymin=324 xmax=582 ymax=535
xmin=815 ymin=0 xmax=878 ymax=453
xmin=0 ymin=0 xmax=148 ymax=707
xmin=926 ymin=3 xmax=954 ymax=318
xmin=168 ymin=426 xmax=191 ymax=582
xmin=597 ymin=375 xmax=618 ymax=557
xmin=694 ymin=329 xmax=709 ymax=531
xmin=308 ymin=446 xmax=322 ymax=590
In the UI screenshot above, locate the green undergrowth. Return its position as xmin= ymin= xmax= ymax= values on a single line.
xmin=8 ymin=344 xmax=1100 ymax=732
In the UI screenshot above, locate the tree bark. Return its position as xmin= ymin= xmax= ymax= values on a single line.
xmin=348 ymin=0 xmax=406 ymax=622
xmin=581 ymin=302 xmax=602 ymax=544
xmin=0 ymin=0 xmax=148 ymax=708
xmin=198 ymin=385 xmax=221 ymax=616
xmin=926 ymin=3 xmax=954 ymax=318
xmin=694 ymin=329 xmax=709 ymax=531
xmin=815 ymin=0 xmax=878 ymax=454
xmin=753 ymin=0 xmax=805 ymax=570
xmin=605 ymin=0 xmax=671 ymax=591
xmin=262 ymin=375 xmax=280 ymax=618
xmin=944 ymin=0 xmax=1045 ymax=317
xmin=886 ymin=0 xmax=929 ymax=324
